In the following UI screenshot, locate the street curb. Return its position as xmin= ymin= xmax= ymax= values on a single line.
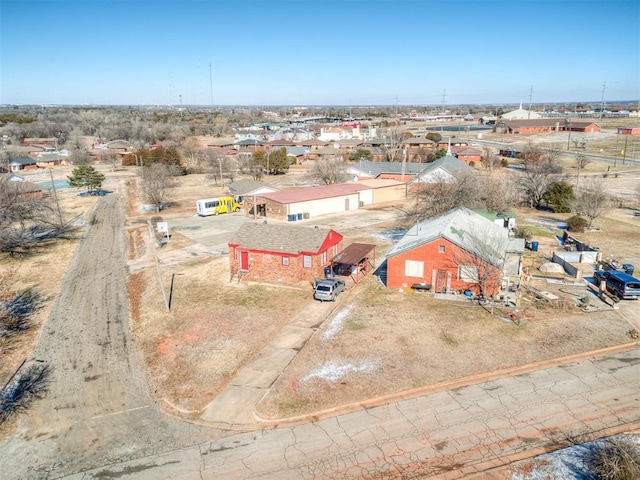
xmin=187 ymin=341 xmax=638 ymax=431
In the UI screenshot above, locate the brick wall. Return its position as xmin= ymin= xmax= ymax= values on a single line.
xmin=386 ymin=238 xmax=501 ymax=295
xmin=229 ymin=243 xmax=343 ymax=284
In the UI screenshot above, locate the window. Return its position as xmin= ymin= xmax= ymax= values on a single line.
xmin=438 ymin=245 xmax=445 ymax=253
xmin=303 ymin=255 xmax=312 ymax=268
xmin=404 ymin=260 xmax=424 ymax=278
xmin=321 ymin=251 xmax=327 ymax=264
xmin=282 ymin=256 xmax=289 ymax=266
xmin=458 ymin=265 xmax=479 ymax=282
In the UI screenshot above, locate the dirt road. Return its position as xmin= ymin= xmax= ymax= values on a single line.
xmin=0 ymin=194 xmax=217 ymax=479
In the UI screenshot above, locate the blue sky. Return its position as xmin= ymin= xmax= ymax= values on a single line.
xmin=1 ymin=0 xmax=638 ymax=106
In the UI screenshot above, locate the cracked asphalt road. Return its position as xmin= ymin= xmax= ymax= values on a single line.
xmin=0 ymin=193 xmax=638 ymax=479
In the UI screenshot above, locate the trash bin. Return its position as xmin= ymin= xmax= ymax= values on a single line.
xmin=324 ymin=267 xmax=332 ymax=278
xmin=531 ymin=241 xmax=539 ymax=252
xmin=288 ymin=214 xmax=295 ymax=222
xmin=297 ymin=213 xmax=303 ymax=221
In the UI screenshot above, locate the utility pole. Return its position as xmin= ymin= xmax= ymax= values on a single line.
xmin=209 ymin=63 xmax=214 ymax=106
xmin=49 ymin=168 xmax=63 ymax=228
xmin=441 ymin=89 xmax=446 ymax=114
xmin=622 ymin=132 xmax=629 ymax=165
xmin=599 ymin=81 xmax=606 ymax=121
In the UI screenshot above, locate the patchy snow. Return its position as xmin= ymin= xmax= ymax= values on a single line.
xmin=370 ymin=228 xmax=408 ymax=243
xmin=512 ymin=434 xmax=640 ymax=480
xmin=322 ymin=305 xmax=353 ymax=340
xmin=302 ymin=361 xmax=378 ymax=383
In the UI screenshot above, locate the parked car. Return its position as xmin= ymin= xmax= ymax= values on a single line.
xmin=313 ymin=279 xmax=346 ymax=302
xmin=593 ymin=270 xmax=640 ymax=300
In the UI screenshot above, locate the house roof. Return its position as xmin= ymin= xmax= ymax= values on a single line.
xmin=228 ymin=178 xmax=272 ymax=196
xmin=297 ymin=139 xmax=328 ymax=146
xmin=312 ymin=147 xmax=342 ymax=155
xmin=235 ymin=139 xmax=264 ymax=146
xmin=9 ymin=156 xmax=37 ymax=165
xmin=336 ymin=139 xmax=364 ymax=147
xmin=258 ymin=183 xmax=365 ymax=204
xmin=228 ymin=222 xmax=340 ymax=255
xmin=285 ymin=146 xmax=308 ymax=157
xmin=453 ymin=146 xmax=482 ymax=156
xmin=412 ymin=154 xmax=473 ymax=180
xmin=267 ymin=139 xmax=296 ymax=146
xmin=348 ymin=160 xmax=424 ymax=178
xmin=386 ymin=207 xmax=508 ymax=266
xmin=401 ymin=137 xmax=434 ymax=145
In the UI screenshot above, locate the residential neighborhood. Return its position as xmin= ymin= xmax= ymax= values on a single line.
xmin=1 ymin=0 xmax=639 ymax=475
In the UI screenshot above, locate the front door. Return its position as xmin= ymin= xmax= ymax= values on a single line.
xmin=345 ymin=198 xmax=350 ymax=211
xmin=240 ymin=251 xmax=249 ymax=270
xmin=435 ymin=269 xmax=447 ymax=293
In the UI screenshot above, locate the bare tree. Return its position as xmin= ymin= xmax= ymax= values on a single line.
xmin=310 ymin=157 xmax=348 ymax=185
xmin=478 ymin=173 xmax=520 ymax=214
xmin=576 ymin=177 xmax=610 ymax=228
xmin=139 ymin=163 xmax=176 ymax=212
xmin=450 ymin=226 xmax=508 ymax=298
xmin=0 ymin=177 xmax=71 ymax=254
xmin=541 ymin=144 xmax=563 ymax=164
xmin=518 ymin=162 xmax=563 ymax=209
xmin=68 ymin=147 xmax=92 ymax=166
xmin=413 ymin=170 xmax=481 ymax=220
xmin=180 ymin=137 xmax=204 ymax=173
xmin=380 ymin=127 xmax=405 ymax=163
xmin=481 ymin=148 xmax=501 ymax=174
xmin=220 ymin=156 xmax=238 ymax=183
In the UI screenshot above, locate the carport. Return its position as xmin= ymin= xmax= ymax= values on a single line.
xmin=330 ymin=243 xmax=376 ymax=284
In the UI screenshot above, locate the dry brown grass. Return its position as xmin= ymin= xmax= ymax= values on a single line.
xmin=130 ymin=256 xmax=311 ymax=412
xmin=255 ymin=275 xmax=631 ymax=418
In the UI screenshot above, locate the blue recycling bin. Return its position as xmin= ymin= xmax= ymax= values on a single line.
xmin=531 ymin=241 xmax=539 ymax=252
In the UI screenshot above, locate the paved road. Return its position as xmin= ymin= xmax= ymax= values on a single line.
xmin=64 ymin=347 xmax=640 ymax=479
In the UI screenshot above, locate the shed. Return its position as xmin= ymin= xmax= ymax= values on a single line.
xmin=330 ymin=243 xmax=376 ymax=284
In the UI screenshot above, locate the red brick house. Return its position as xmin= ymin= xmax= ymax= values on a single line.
xmin=228 ymin=222 xmax=343 ymax=284
xmin=495 ymin=119 xmax=600 ymax=135
xmin=385 ymin=207 xmax=511 ymax=296
xmin=617 ymin=127 xmax=640 ymax=135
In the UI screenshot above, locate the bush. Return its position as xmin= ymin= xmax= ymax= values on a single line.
xmin=0 ymin=363 xmax=50 ymax=424
xmin=584 ymin=437 xmax=640 ymax=480
xmin=567 ymin=215 xmax=588 ymax=233
xmin=500 ymin=158 xmax=509 ymax=168
xmin=514 ymin=226 xmax=534 ymax=241
xmin=468 ymin=161 xmax=475 ymax=168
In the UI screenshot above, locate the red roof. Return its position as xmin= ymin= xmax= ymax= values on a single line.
xmin=258 ymin=183 xmax=366 ymax=204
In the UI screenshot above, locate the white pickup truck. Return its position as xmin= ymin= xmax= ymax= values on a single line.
xmin=313 ymin=279 xmax=346 ymax=302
